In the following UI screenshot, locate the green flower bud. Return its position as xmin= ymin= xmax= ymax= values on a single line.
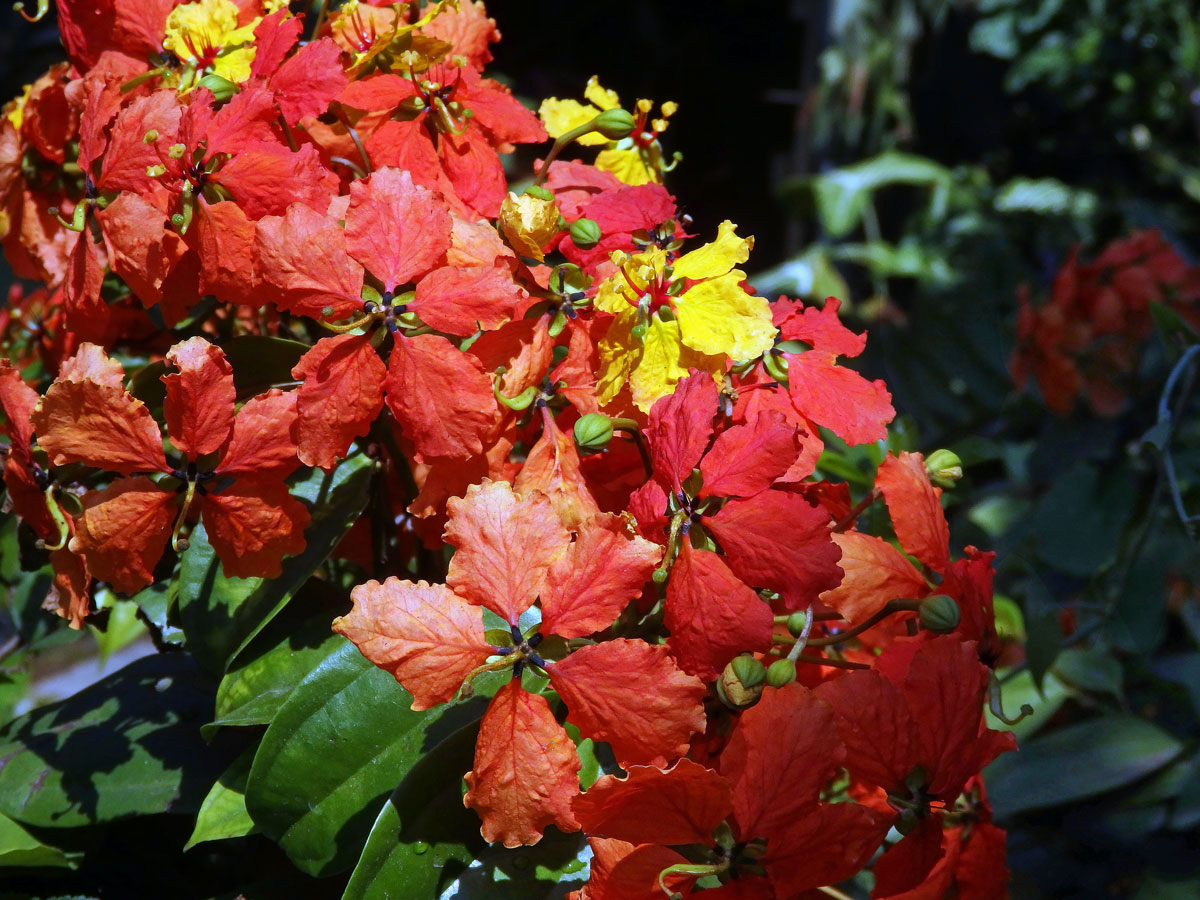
xmin=630 ymin=322 xmax=648 ymax=341
xmin=522 ymin=184 xmax=555 ymax=202
xmin=925 ymin=449 xmax=963 ymax=489
xmin=731 ymin=655 xmax=766 ymax=689
xmin=786 ymin=611 xmax=808 ymax=637
xmin=197 ymin=73 xmax=238 ymax=103
xmin=765 ymin=658 xmax=796 ymax=688
xmin=591 ymin=107 xmax=636 ymax=140
xmin=573 ymin=413 xmax=614 ymax=454
xmin=918 ymin=594 xmax=961 ymax=634
xmin=569 ymin=217 xmax=602 ymax=250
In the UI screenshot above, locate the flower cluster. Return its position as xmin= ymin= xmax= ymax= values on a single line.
xmin=0 ymin=1 xmax=1016 ymax=896
xmin=1011 ymin=229 xmax=1200 ymax=415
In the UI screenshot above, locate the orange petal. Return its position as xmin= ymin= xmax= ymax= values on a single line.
xmin=819 ymin=531 xmax=929 ymax=624
xmin=513 ymin=411 xmax=600 ymax=531
xmin=876 ymin=452 xmax=951 ymax=573
xmin=445 ymin=479 xmax=570 ymax=624
xmin=33 ymin=378 xmax=169 ymax=476
xmin=253 ymin=202 xmax=365 ymax=319
xmin=71 ymin=477 xmax=177 ymax=595
xmin=291 ymin=333 xmax=386 ymax=470
xmin=201 ymin=481 xmax=311 ymax=579
xmin=217 ymin=389 xmax=301 ymax=483
xmin=164 ymin=337 xmax=236 ymax=460
xmin=333 ymin=578 xmax=493 ymax=711
xmin=463 ymin=680 xmax=581 ymax=847
xmin=540 ymin=513 xmax=661 ymax=639
xmin=786 ymin=350 xmax=894 ymax=446
xmin=549 ymin=640 xmax=706 ymax=767
xmin=697 ymin=410 xmax=799 ymax=499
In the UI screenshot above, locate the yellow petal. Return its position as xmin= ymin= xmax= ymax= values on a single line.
xmin=674 ymin=272 xmax=777 ymax=361
xmin=597 ymin=311 xmax=640 ymax=406
xmin=213 ymin=45 xmax=257 ymax=84
xmin=538 ymin=98 xmax=608 ymax=146
xmin=164 ymin=0 xmax=239 ymax=62
xmin=596 ymin=145 xmax=659 ymax=186
xmin=629 ymin=315 xmax=722 ymax=412
xmin=673 ymin=220 xmax=753 ymax=281
xmin=584 ymin=76 xmax=620 ymax=111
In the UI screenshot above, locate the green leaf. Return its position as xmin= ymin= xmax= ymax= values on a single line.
xmin=1149 ymin=301 xmax=1200 ymax=362
xmin=1018 ymin=579 xmax=1060 ymax=691
xmin=803 ymin=152 xmax=952 ymax=238
xmin=210 ymin=601 xmax=346 ymax=733
xmin=87 ymin=596 xmax=148 ymax=665
xmin=341 ymin=716 xmax=486 ymax=900
xmin=1052 ymin=647 xmax=1123 ymax=698
xmin=178 ymin=452 xmax=372 ymax=675
xmin=986 ymin=716 xmax=1184 ymax=819
xmin=0 ymin=654 xmax=229 ymax=828
xmin=0 ymin=811 xmax=81 ymax=869
xmin=1033 ymin=462 xmax=1136 ymax=577
xmin=220 ymin=335 xmax=309 ymax=399
xmin=245 ymin=641 xmax=497 ymax=877
xmin=994 ymin=177 xmax=1097 ymax=217
xmin=128 ymin=580 xmax=185 ymax=645
xmin=184 ymin=746 xmax=258 ymax=850
xmin=441 ymin=828 xmax=589 ymax=899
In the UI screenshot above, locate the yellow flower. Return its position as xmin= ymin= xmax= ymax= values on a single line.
xmin=540 ymin=82 xmax=678 ymax=185
xmin=164 ymin=0 xmax=259 ymax=85
xmin=594 ymin=221 xmax=776 ymax=411
xmin=4 ymin=83 xmax=31 ymax=130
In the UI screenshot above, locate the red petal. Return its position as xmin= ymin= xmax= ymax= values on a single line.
xmin=876 ymin=452 xmax=951 ymax=573
xmin=48 ymin=546 xmax=91 ymax=630
xmin=665 ymin=543 xmax=773 ymax=681
xmin=209 ymin=143 xmax=337 ymax=219
xmin=291 ymin=333 xmax=385 ymax=469
xmin=457 ymin=70 xmax=548 ymax=145
xmin=384 ymin=333 xmax=498 ymax=463
xmin=0 ymin=359 xmax=38 ymax=453
xmin=578 ymin=839 xmax=695 ymax=900
xmin=197 ymin=86 xmax=279 ymax=156
xmin=774 ymin=296 xmax=866 ymax=358
xmin=413 ymin=263 xmax=525 ymax=336
xmin=201 ymin=481 xmax=310 ymax=579
xmin=703 ymin=491 xmax=841 ymax=609
xmin=763 ymin=802 xmax=890 ymax=896
xmin=57 ymin=343 xmax=125 ymax=387
xmin=217 ymin=389 xmax=300 ymax=483
xmin=345 ymin=167 xmax=451 ymax=293
xmin=440 ymin=127 xmax=507 ymax=218
xmin=647 ymin=370 xmax=718 ymax=492
xmin=444 ymin=479 xmax=569 ymax=624
xmin=572 ymin=759 xmax=731 ymax=845
xmin=249 ymin=9 xmax=301 ymax=78
xmin=468 ymin=315 xmax=554 ymax=398
xmin=188 ymin=198 xmax=258 ymax=307
xmin=269 ymin=38 xmax=348 ymax=124
xmin=463 ymin=680 xmax=581 ymax=847
xmin=721 ymin=683 xmax=844 ymax=838
xmin=338 ymin=73 xmax=414 ymax=111
xmin=163 ymin=337 xmax=236 ymax=460
xmin=254 ymin=203 xmax=364 ymax=319
xmin=98 ymin=91 xmax=182 ymax=193
xmin=96 ymin=192 xmax=190 ymax=312
xmin=813 ymin=668 xmax=917 ymax=794
xmin=697 ymin=410 xmax=799 ymax=499
xmin=539 ymin=513 xmax=661 ymax=639
xmin=819 ymin=532 xmax=929 ymax=624
xmin=72 ymin=477 xmax=176 ymax=595
xmin=62 ymin=226 xmax=108 ymax=342
xmin=786 ymin=350 xmax=895 ymax=446
xmin=33 ymin=379 xmax=169 ymax=476
xmin=333 ymin=578 xmax=492 ymax=711
xmin=549 ymin=640 xmax=706 ymax=767
xmin=871 ymin=816 xmax=945 ymax=898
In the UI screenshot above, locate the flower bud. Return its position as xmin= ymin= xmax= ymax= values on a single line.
xmin=786 ymin=611 xmax=808 ymax=637
xmin=718 ymin=658 xmax=764 ymax=708
xmin=591 ymin=107 xmax=635 ymax=140
xmin=765 ymin=658 xmax=796 ymax=688
xmin=924 ymin=449 xmax=963 ymax=489
xmin=569 ymin=217 xmax=602 ymax=249
xmin=197 ymin=73 xmax=238 ymax=103
xmin=499 ymin=191 xmax=559 ymax=262
xmin=573 ymin=413 xmax=613 ymax=454
xmin=523 ymin=185 xmax=555 ymax=202
xmin=731 ymin=655 xmax=766 ymax=689
xmin=918 ymin=594 xmax=961 ymax=634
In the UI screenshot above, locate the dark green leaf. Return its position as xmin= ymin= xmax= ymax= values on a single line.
xmin=129 ymin=581 xmax=185 ymax=645
xmin=221 ymin=336 xmax=309 ymax=399
xmin=244 ymin=641 xmax=495 ymax=877
xmin=1052 ymin=647 xmax=1123 ymax=698
xmin=178 ymin=453 xmax=372 ymax=675
xmin=1033 ymin=462 xmax=1136 ymax=577
xmin=0 ymin=654 xmax=227 ymax=828
xmin=986 ymin=716 xmax=1184 ymax=819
